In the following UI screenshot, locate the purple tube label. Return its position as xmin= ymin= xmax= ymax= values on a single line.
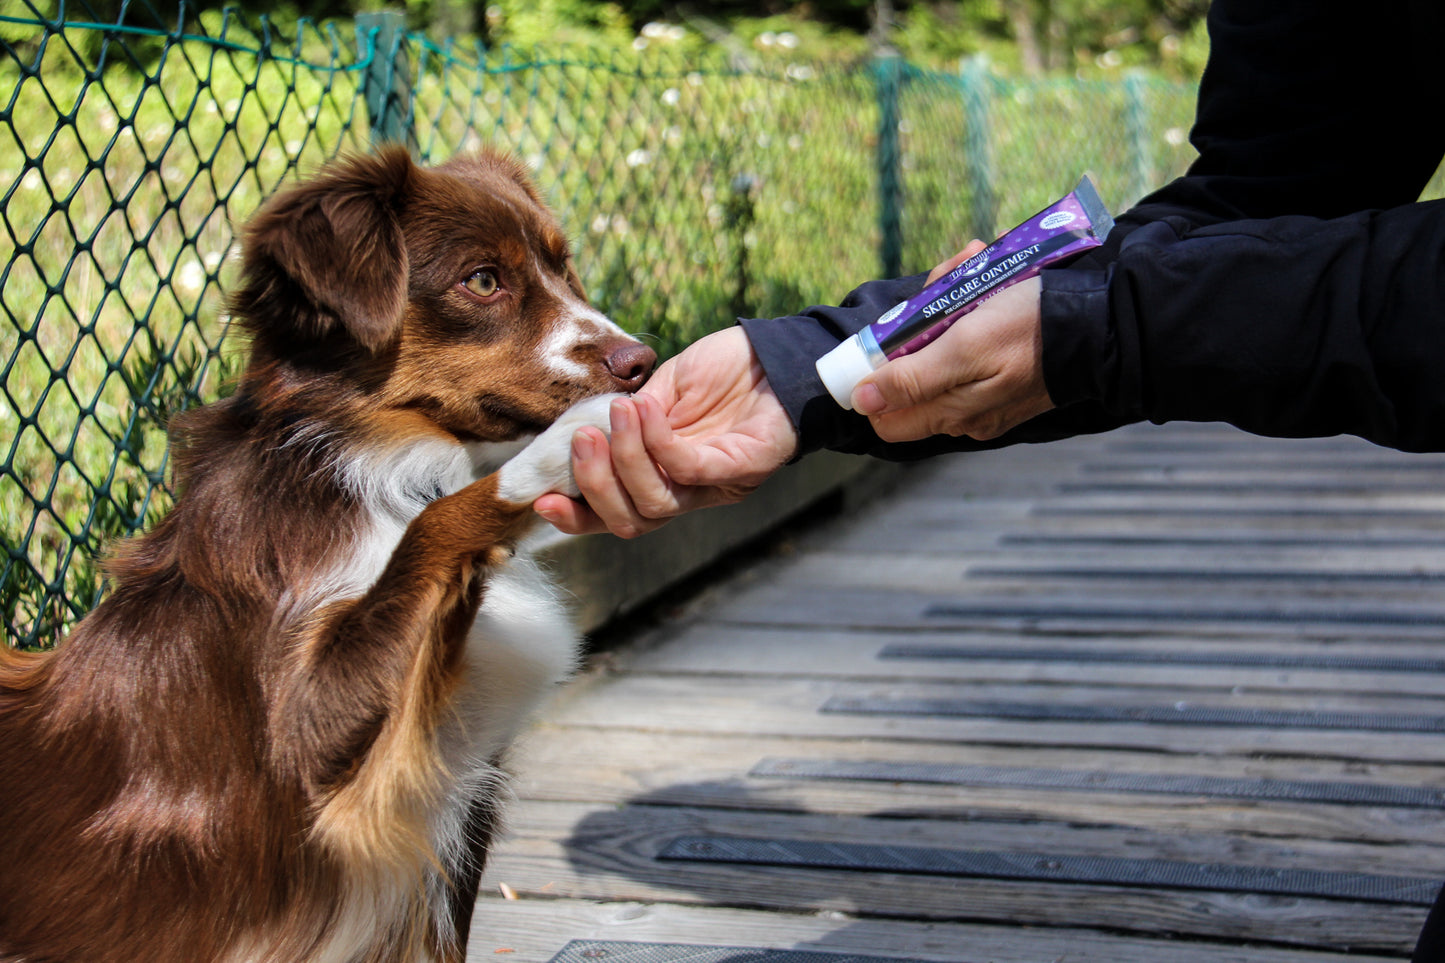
xmin=864 ymin=176 xmax=1113 ymax=363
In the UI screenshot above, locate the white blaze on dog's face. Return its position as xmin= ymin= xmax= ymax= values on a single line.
xmin=375 ymin=153 xmax=654 ymax=446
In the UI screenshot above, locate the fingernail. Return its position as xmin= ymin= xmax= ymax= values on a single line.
xmin=611 ymin=398 xmax=633 ymax=431
xmin=572 ymin=431 xmax=594 ymax=460
xmin=535 ymin=506 xmax=561 ymax=524
xmin=852 ymin=383 xmax=885 ymax=415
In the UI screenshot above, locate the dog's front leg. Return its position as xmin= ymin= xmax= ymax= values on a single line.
xmin=279 ymin=473 xmax=532 ymax=797
xmin=274 ymin=396 xmax=618 ymax=834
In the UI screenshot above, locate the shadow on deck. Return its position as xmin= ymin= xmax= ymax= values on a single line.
xmin=473 ymin=423 xmax=1445 ymax=963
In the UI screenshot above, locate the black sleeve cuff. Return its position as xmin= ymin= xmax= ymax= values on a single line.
xmin=1039 ymin=265 xmax=1117 ymax=410
xmin=739 ymin=273 xmax=930 ymax=456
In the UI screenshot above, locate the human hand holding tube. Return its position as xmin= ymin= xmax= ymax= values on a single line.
xmin=822 ymin=176 xmax=1110 ymax=441
xmin=850 ymin=271 xmax=1053 ymax=442
xmin=533 ymin=326 xmax=798 ymax=538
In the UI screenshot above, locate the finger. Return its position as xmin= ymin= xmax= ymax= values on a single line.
xmin=852 ymin=344 xmax=977 ymax=417
xmin=867 ymin=375 xmax=1054 ymax=444
xmin=606 ymin=396 xmax=686 ymax=519
xmin=925 ymin=238 xmax=988 ymax=284
xmin=533 ymin=493 xmax=608 ymax=536
xmin=867 ymin=391 xmax=969 ymax=443
xmin=568 ymin=427 xmax=653 ymax=539
xmin=633 ymin=391 xmax=709 ymax=487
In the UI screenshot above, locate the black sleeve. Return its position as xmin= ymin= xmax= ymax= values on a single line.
xmin=746 ymin=0 xmax=1445 ymax=458
xmin=738 ymin=275 xmax=927 ymax=459
xmin=739 ymin=276 xmax=1133 ymax=461
xmin=1044 ymin=202 xmax=1445 ymax=451
xmin=1041 ymin=0 xmax=1445 ymax=452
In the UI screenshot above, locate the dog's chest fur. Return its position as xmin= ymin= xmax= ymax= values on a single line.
xmin=298 ymin=438 xmax=579 ymax=961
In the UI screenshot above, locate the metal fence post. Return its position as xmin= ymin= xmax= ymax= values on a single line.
xmin=872 ymin=50 xmax=904 ymax=279
xmin=959 ymin=55 xmax=996 ymax=243
xmin=1125 ymin=70 xmax=1154 ymax=203
xmin=355 ymin=10 xmax=417 ymax=152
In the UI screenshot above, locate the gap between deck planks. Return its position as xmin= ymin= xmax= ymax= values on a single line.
xmin=473 ymin=424 xmax=1445 ymax=962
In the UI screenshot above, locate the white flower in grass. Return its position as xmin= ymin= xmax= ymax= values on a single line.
xmin=175 ymin=260 xmax=206 ymax=294
xmin=625 ymin=149 xmax=652 ymax=168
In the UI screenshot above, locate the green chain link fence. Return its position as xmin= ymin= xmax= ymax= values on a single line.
xmin=2 ymin=0 xmax=1203 ymax=648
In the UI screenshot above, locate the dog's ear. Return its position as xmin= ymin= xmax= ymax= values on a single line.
xmin=235 ymin=147 xmax=414 ymax=354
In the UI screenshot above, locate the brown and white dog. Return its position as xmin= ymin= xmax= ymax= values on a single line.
xmin=0 ymin=147 xmax=654 ymax=963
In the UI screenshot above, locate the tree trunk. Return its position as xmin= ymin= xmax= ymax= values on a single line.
xmin=1003 ymin=0 xmax=1044 ymax=76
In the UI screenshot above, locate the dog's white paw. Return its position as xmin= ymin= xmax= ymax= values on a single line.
xmin=496 ymin=393 xmax=623 ymax=503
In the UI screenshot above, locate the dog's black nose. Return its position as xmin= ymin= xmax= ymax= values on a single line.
xmin=604 ymin=341 xmax=656 ymax=389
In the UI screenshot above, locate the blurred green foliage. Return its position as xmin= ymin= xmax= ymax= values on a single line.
xmin=0 ymin=0 xmax=1209 ymax=75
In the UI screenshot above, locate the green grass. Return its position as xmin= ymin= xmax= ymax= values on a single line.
xmin=1 ymin=9 xmax=1202 ymax=647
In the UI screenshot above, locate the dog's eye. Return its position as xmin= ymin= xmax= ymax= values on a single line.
xmin=462 ymin=269 xmax=501 ymax=300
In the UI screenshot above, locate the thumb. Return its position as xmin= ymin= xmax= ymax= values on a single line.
xmin=851 ymin=348 xmax=966 ymax=416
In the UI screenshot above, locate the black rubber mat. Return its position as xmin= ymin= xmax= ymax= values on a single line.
xmin=922 ymin=600 xmax=1445 ymax=627
xmin=1032 ymin=505 xmax=1445 ymax=519
xmin=546 ymin=941 xmax=932 ymax=963
xmin=966 ymin=566 xmax=1445 ymax=583
xmin=1058 ymin=480 xmax=1445 ymax=495
xmin=821 ymin=696 xmax=1445 ymax=732
xmin=656 ymin=835 xmax=1441 ymax=905
xmin=877 ymin=642 xmax=1445 ymax=674
xmin=1001 ymin=533 xmax=1445 ymax=549
xmin=749 ymin=757 xmax=1445 ymax=808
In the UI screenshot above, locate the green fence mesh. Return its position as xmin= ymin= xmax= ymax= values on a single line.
xmin=2 ymin=1 xmax=1203 ymax=648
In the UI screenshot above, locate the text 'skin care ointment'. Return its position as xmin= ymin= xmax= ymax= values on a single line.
xmin=815 ymin=175 xmax=1115 ymax=410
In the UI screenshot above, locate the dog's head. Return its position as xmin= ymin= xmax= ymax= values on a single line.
xmin=231 ymin=147 xmax=654 ymax=444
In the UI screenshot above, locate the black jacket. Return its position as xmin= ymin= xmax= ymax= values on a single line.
xmin=741 ymin=0 xmax=1445 ymax=458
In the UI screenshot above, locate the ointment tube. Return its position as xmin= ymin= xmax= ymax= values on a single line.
xmin=815 ymin=175 xmax=1114 ymax=410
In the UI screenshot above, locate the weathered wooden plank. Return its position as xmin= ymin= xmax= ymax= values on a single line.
xmin=477 ymin=800 xmax=1433 ymax=953
xmin=658 ymin=834 xmax=1439 ymax=905
xmin=820 ymin=512 xmax=1445 ymax=554
xmin=1078 ymin=457 xmax=1445 ymax=473
xmin=752 ymin=757 xmax=1445 ymax=808
xmin=465 ymin=899 xmax=1403 ymax=963
xmin=622 ymin=624 xmax=1445 ymax=697
xmin=699 ymin=583 xmax=1445 ymax=637
xmin=494 ymin=799 xmax=1445 ymax=882
xmin=755 ymin=553 xmax=1445 ymax=604
xmin=999 ymin=531 xmax=1445 ymax=550
xmin=540 ymin=674 xmax=1445 ymax=763
xmin=823 ymin=696 xmax=1445 ymax=734
xmin=554 ymin=672 xmax=1445 ymax=725
xmin=504 ymin=728 xmax=1445 ymax=847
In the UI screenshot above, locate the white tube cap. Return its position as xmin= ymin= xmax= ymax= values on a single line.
xmin=815 ymin=335 xmax=879 ymax=410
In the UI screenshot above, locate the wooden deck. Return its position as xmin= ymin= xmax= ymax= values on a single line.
xmin=470 ymin=422 xmax=1445 ymax=962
